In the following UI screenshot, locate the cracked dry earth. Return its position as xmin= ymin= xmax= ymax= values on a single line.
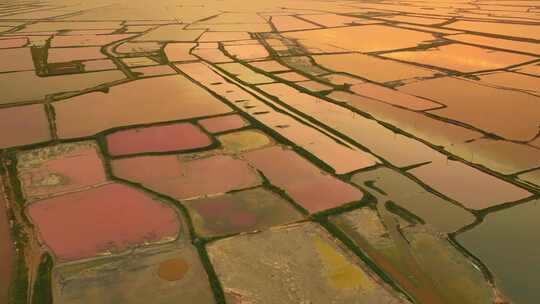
xmin=0 ymin=0 xmax=539 ymax=303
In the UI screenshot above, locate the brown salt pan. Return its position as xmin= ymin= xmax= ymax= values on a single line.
xmin=313 ymin=53 xmax=437 ymax=83
xmin=0 ymin=70 xmax=126 ymax=105
xmin=134 ymin=25 xmax=204 ymax=42
xmin=82 ymin=59 xmax=117 ymax=72
xmin=218 ymin=62 xmax=274 ymax=84
xmin=54 ymin=75 xmax=232 ymax=138
xmin=446 ymin=20 xmax=540 ymax=40
xmin=164 ymin=42 xmax=197 ymax=62
xmin=350 ymin=83 xmax=441 ymax=111
xmin=131 ymin=65 xmax=178 ymax=77
xmin=383 ymin=44 xmax=536 ymax=73
xmin=476 ymin=72 xmax=540 ymax=96
xmin=399 ymin=77 xmax=540 ymax=141
xmin=378 ymin=15 xmax=448 ymax=25
xmin=192 ymin=48 xmax=233 ymax=63
xmin=274 ymin=71 xmax=309 ymax=82
xmin=243 ymin=146 xmax=364 ymax=213
xmin=271 ymin=15 xmax=320 ymax=32
xmin=50 ymin=34 xmax=134 ymax=47
xmin=0 ymin=48 xmax=34 ymax=72
xmin=409 ymin=159 xmax=531 ymax=210
xmin=19 ymin=21 xmax=122 ymax=32
xmin=299 ymin=14 xmax=378 ymax=27
xmin=198 ymin=31 xmax=250 ymax=42
xmin=115 ymin=41 xmax=162 ymax=54
xmin=285 ymin=25 xmax=435 ymax=53
xmin=447 ymin=34 xmax=540 ymax=56
xmin=248 ymin=60 xmax=290 ymax=73
xmin=177 ymin=62 xmax=378 ymax=174
xmin=121 ymin=57 xmax=158 ymax=67
xmin=449 ymin=138 xmax=540 ymax=175
xmin=295 ymin=80 xmax=332 ymax=92
xmin=326 ymin=91 xmax=482 ymax=152
xmin=259 ymin=83 xmax=440 ymax=168
xmin=514 ymin=63 xmax=540 ymax=77
xmin=47 ymin=47 xmax=107 ymax=63
xmin=518 ymin=169 xmax=540 ymax=188
xmin=224 ymin=43 xmax=269 ymax=60
xmin=0 ymin=104 xmax=51 ymax=149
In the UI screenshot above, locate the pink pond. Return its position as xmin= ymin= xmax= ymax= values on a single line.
xmin=27 ymin=183 xmax=180 ymax=262
xmin=243 ymin=146 xmax=364 ymax=213
xmin=198 ymin=114 xmax=249 ymax=133
xmin=106 ymin=123 xmax=212 ymax=156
